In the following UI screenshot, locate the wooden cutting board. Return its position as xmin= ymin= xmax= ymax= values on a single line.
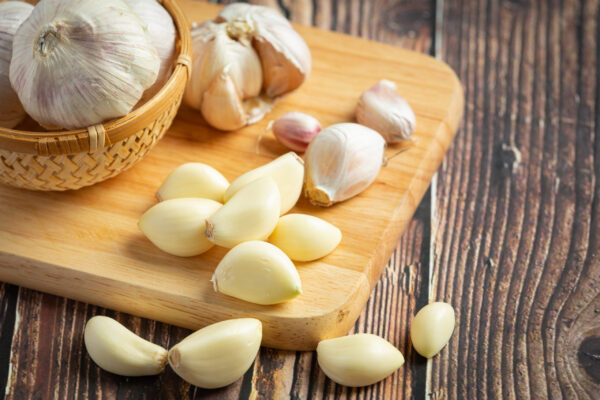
xmin=0 ymin=0 xmax=463 ymax=350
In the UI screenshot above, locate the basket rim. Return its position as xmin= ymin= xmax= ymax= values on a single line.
xmin=0 ymin=0 xmax=191 ymax=156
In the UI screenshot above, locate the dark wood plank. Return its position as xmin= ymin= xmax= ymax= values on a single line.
xmin=0 ymin=0 xmax=435 ymax=399
xmin=432 ymin=0 xmax=600 ymax=398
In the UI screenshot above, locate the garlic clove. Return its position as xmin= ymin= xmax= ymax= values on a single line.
xmin=201 ymin=68 xmax=248 ymax=131
xmin=0 ymin=1 xmax=32 ymax=129
xmin=410 ymin=302 xmax=455 ymax=358
xmin=84 ymin=316 xmax=167 ymax=376
xmin=316 ymin=334 xmax=404 ymax=387
xmin=9 ymin=0 xmax=160 ymax=129
xmin=271 ymin=112 xmax=321 ymax=152
xmin=168 ymin=318 xmax=262 ymax=389
xmin=269 ymin=214 xmax=341 ymax=261
xmin=211 ymin=241 xmax=302 ymax=305
xmin=356 ymin=80 xmax=416 ymax=143
xmin=139 ymin=198 xmax=222 ymax=257
xmin=205 ymin=177 xmax=280 ymax=248
xmin=156 ymin=163 xmax=229 ymax=202
xmin=304 ymin=123 xmax=386 ymax=207
xmin=224 ymin=152 xmax=304 ymax=215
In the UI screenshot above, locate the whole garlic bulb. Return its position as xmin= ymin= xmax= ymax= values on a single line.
xmin=304 ymin=123 xmax=386 ymax=207
xmin=10 ymin=0 xmax=160 ymax=130
xmin=125 ymin=0 xmax=176 ymax=101
xmin=184 ymin=3 xmax=311 ymax=131
xmin=0 ymin=1 xmax=33 ymax=128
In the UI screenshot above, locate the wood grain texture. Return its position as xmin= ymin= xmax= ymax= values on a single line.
xmin=0 ymin=0 xmax=439 ymax=398
xmin=431 ymin=0 xmax=600 ymax=398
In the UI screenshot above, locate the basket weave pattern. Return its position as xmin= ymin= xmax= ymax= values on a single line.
xmin=0 ymin=94 xmax=182 ymax=191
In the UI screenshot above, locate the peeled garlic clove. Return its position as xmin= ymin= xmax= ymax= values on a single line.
xmin=201 ymin=68 xmax=248 ymax=131
xmin=272 ymin=112 xmax=321 ymax=152
xmin=316 ymin=334 xmax=404 ymax=387
xmin=410 ymin=302 xmax=455 ymax=358
xmin=156 ymin=163 xmax=229 ymax=202
xmin=139 ymin=198 xmax=222 ymax=257
xmin=356 ymin=80 xmax=416 ymax=143
xmin=304 ymin=123 xmax=386 ymax=207
xmin=211 ymin=241 xmax=301 ymax=305
xmin=269 ymin=214 xmax=341 ymax=261
xmin=168 ymin=318 xmax=262 ymax=389
xmin=0 ymin=1 xmax=32 ymax=129
xmin=224 ymin=152 xmax=304 ymax=214
xmin=206 ymin=177 xmax=280 ymax=248
xmin=9 ymin=0 xmax=160 ymax=129
xmin=84 ymin=316 xmax=167 ymax=376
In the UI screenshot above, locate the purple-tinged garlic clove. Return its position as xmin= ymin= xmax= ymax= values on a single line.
xmin=272 ymin=112 xmax=321 ymax=152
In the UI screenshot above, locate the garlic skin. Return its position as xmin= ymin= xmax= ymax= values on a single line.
xmin=224 ymin=152 xmax=304 ymax=215
xmin=125 ymin=0 xmax=176 ymax=101
xmin=84 ymin=316 xmax=168 ymax=376
xmin=304 ymin=123 xmax=386 ymax=207
xmin=356 ymin=80 xmax=416 ymax=143
xmin=139 ymin=198 xmax=222 ymax=257
xmin=156 ymin=163 xmax=229 ymax=202
xmin=410 ymin=302 xmax=455 ymax=358
xmin=316 ymin=334 xmax=404 ymax=387
xmin=211 ymin=241 xmax=302 ymax=305
xmin=0 ymin=1 xmax=32 ymax=128
xmin=10 ymin=0 xmax=160 ymax=129
xmin=269 ymin=214 xmax=341 ymax=261
xmin=168 ymin=318 xmax=262 ymax=389
xmin=206 ymin=177 xmax=280 ymax=248
xmin=272 ymin=112 xmax=321 ymax=152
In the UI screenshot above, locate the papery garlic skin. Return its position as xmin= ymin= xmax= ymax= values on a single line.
xmin=139 ymin=198 xmax=222 ymax=257
xmin=410 ymin=302 xmax=455 ymax=358
xmin=84 ymin=316 xmax=168 ymax=376
xmin=126 ymin=0 xmax=176 ymax=101
xmin=304 ymin=123 xmax=385 ymax=207
xmin=272 ymin=112 xmax=321 ymax=152
xmin=168 ymin=318 xmax=262 ymax=389
xmin=224 ymin=152 xmax=304 ymax=214
xmin=269 ymin=214 xmax=341 ymax=261
xmin=0 ymin=1 xmax=32 ymax=128
xmin=206 ymin=177 xmax=280 ymax=248
xmin=156 ymin=163 xmax=229 ymax=202
xmin=356 ymin=80 xmax=416 ymax=143
xmin=10 ymin=0 xmax=160 ymax=129
xmin=316 ymin=334 xmax=404 ymax=387
xmin=211 ymin=241 xmax=302 ymax=305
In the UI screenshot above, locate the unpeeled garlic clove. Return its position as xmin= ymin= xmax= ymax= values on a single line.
xmin=269 ymin=214 xmax=341 ymax=261
xmin=304 ymin=123 xmax=386 ymax=207
xmin=224 ymin=152 xmax=304 ymax=214
xmin=205 ymin=177 xmax=280 ymax=248
xmin=356 ymin=80 xmax=416 ymax=143
xmin=139 ymin=198 xmax=222 ymax=257
xmin=316 ymin=334 xmax=404 ymax=387
xmin=168 ymin=318 xmax=262 ymax=389
xmin=201 ymin=68 xmax=248 ymax=131
xmin=156 ymin=163 xmax=229 ymax=202
xmin=271 ymin=112 xmax=321 ymax=152
xmin=410 ymin=302 xmax=455 ymax=358
xmin=84 ymin=316 xmax=167 ymax=376
xmin=211 ymin=241 xmax=301 ymax=305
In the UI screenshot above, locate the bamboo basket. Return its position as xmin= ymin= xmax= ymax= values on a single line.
xmin=0 ymin=0 xmax=192 ymax=191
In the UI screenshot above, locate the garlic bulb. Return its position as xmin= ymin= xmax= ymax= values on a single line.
xmin=126 ymin=0 xmax=176 ymax=101
xmin=10 ymin=0 xmax=160 ymax=129
xmin=0 ymin=1 xmax=32 ymax=128
xmin=184 ymin=3 xmax=311 ymax=131
xmin=168 ymin=318 xmax=262 ymax=389
xmin=304 ymin=123 xmax=386 ymax=207
xmin=356 ymin=80 xmax=416 ymax=143
xmin=271 ymin=112 xmax=321 ymax=152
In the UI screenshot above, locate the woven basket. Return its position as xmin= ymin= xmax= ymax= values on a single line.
xmin=0 ymin=0 xmax=191 ymax=191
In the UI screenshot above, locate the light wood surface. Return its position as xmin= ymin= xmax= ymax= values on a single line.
xmin=0 ymin=0 xmax=462 ymax=350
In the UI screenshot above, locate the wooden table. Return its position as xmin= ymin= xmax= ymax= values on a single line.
xmin=1 ymin=0 xmax=598 ymax=398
